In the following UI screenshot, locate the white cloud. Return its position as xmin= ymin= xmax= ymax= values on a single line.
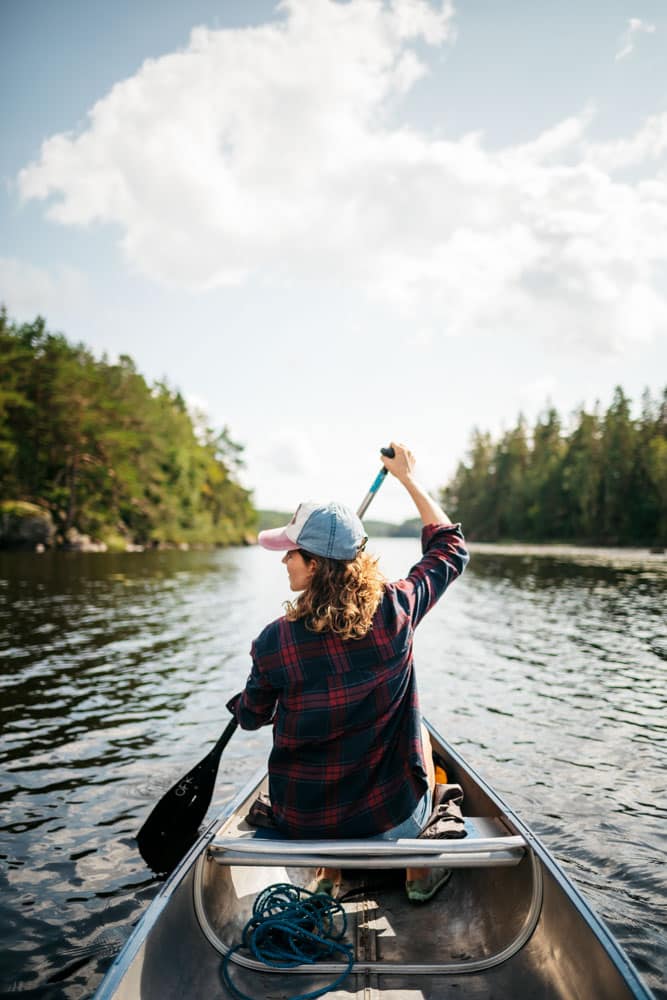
xmin=185 ymin=391 xmax=213 ymax=415
xmin=585 ymin=113 xmax=667 ymax=171
xmin=518 ymin=376 xmax=557 ymax=410
xmin=0 ymin=257 xmax=90 ymax=321
xmin=16 ymin=0 xmax=667 ymax=354
xmin=255 ymin=428 xmax=322 ymax=479
xmin=243 ymin=427 xmax=328 ymax=511
xmin=184 ymin=392 xmax=217 ymax=443
xmin=615 ymin=17 xmax=656 ymax=61
xmin=406 ymin=326 xmax=435 ymax=347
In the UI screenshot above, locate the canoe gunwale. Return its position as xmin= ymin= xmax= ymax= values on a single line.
xmin=424 ymin=722 xmax=655 ymax=999
xmin=93 ymin=766 xmax=267 ymax=1000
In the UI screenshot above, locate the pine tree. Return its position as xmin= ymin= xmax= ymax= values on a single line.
xmin=527 ymin=407 xmax=565 ymax=540
xmin=599 ymin=387 xmax=635 ymax=543
xmin=561 ymin=406 xmax=602 ymax=541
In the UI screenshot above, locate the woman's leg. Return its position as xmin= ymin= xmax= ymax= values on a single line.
xmin=421 ymin=721 xmax=436 ymax=792
xmin=406 ymin=723 xmax=436 ymax=883
xmin=315 ymin=866 xmax=341 ymax=893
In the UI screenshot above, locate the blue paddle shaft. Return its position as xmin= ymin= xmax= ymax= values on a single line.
xmin=357 ymin=446 xmax=395 ymax=518
xmin=369 ymin=468 xmax=388 ymax=493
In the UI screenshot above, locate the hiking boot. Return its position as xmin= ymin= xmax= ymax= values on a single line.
xmin=405 ymin=867 xmax=451 ymax=903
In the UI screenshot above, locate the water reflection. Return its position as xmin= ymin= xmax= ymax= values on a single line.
xmin=0 ymin=542 xmax=665 ymax=997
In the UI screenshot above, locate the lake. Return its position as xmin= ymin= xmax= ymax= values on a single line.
xmin=1 ymin=539 xmax=665 ymax=998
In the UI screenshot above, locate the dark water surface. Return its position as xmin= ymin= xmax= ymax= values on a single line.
xmin=1 ymin=540 xmax=665 ymax=998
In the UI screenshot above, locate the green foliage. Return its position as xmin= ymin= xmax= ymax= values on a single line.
xmin=0 ymin=499 xmax=46 ymax=517
xmin=442 ymin=386 xmax=667 ymax=546
xmin=257 ymin=510 xmax=294 ymax=531
xmin=0 ymin=309 xmax=257 ymax=547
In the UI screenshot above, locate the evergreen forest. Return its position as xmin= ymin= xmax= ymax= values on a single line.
xmin=0 ymin=310 xmax=256 ymax=549
xmin=1 ymin=309 xmax=665 ymax=550
xmin=441 ymin=387 xmax=667 ymax=546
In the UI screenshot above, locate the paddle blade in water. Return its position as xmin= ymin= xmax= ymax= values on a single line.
xmin=136 ymin=717 xmax=238 ymax=874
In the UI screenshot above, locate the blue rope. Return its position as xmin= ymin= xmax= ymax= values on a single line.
xmin=221 ymin=883 xmax=354 ymax=1000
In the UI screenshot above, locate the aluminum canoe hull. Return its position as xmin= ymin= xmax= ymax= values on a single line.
xmin=95 ymin=721 xmax=653 ymax=999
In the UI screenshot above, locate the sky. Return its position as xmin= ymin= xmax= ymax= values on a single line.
xmin=2 ymin=0 xmax=667 ymax=522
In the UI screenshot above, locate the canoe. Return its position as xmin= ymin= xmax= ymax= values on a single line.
xmin=95 ymin=719 xmax=653 ymax=999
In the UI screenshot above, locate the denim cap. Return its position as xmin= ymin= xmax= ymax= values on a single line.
xmin=257 ymin=501 xmax=366 ymax=560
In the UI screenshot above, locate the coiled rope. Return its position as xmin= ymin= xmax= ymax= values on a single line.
xmin=221 ymin=883 xmax=354 ymax=1000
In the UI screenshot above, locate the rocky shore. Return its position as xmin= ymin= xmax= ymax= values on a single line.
xmin=0 ymin=501 xmax=255 ymax=552
xmin=0 ymin=502 xmax=110 ymax=552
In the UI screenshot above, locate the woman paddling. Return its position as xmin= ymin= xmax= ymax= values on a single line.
xmin=227 ymin=442 xmax=469 ymax=902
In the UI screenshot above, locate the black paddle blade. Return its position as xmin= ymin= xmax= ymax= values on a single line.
xmin=137 ymin=718 xmax=238 ymax=874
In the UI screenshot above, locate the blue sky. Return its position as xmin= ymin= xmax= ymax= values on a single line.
xmin=2 ymin=0 xmax=666 ymax=521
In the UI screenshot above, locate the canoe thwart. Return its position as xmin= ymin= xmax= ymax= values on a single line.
xmin=208 ymin=816 xmax=526 ymax=868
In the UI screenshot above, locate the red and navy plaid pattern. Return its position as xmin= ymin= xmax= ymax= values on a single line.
xmin=228 ymin=523 xmax=469 ymax=838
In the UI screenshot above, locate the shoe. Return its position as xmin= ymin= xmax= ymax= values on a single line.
xmin=405 ymin=867 xmax=451 ymax=903
xmin=309 ymin=867 xmax=341 ymax=896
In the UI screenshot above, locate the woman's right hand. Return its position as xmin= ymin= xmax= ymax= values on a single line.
xmin=381 ymin=441 xmax=416 ymax=483
xmin=382 ymin=442 xmax=451 ymax=525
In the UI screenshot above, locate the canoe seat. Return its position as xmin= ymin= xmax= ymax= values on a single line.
xmin=208 ymin=815 xmax=526 ymax=869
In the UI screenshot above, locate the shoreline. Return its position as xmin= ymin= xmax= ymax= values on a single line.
xmin=1 ymin=537 xmax=665 ymax=566
xmin=468 ymin=540 xmax=666 ymax=568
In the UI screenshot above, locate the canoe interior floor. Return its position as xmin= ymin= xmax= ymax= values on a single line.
xmin=204 ymin=865 xmax=559 ymax=1000
xmin=297 ymin=865 xmax=530 ymax=965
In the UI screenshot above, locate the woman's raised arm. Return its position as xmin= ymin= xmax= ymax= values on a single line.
xmin=380 ymin=442 xmax=452 ymax=526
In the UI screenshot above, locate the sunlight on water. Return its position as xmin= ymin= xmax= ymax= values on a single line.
xmin=0 ymin=540 xmax=665 ymax=997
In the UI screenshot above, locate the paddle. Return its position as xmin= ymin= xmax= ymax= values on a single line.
xmin=136 ymin=717 xmax=239 ymax=873
xmin=136 ymin=446 xmax=395 ymax=874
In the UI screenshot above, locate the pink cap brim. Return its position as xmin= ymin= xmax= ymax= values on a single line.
xmin=257 ymin=527 xmax=299 ymax=551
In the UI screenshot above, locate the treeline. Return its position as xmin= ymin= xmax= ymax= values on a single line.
xmin=0 ymin=309 xmax=256 ymax=548
xmin=363 ymin=518 xmax=421 ymax=538
xmin=441 ymin=386 xmax=667 ymax=546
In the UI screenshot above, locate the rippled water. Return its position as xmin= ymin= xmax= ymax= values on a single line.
xmin=1 ymin=541 xmax=665 ymax=998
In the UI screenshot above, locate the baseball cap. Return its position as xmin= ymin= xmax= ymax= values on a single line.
xmin=257 ymin=501 xmax=366 ymax=560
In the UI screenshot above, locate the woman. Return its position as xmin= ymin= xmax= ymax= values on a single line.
xmin=227 ymin=443 xmax=469 ymax=902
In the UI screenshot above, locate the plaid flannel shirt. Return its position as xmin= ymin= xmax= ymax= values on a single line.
xmin=228 ymin=522 xmax=469 ymax=838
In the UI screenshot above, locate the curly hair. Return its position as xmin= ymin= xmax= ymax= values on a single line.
xmin=284 ymin=550 xmax=386 ymax=640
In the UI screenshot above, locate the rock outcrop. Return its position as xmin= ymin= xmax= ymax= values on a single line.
xmin=0 ymin=501 xmax=56 ymax=549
